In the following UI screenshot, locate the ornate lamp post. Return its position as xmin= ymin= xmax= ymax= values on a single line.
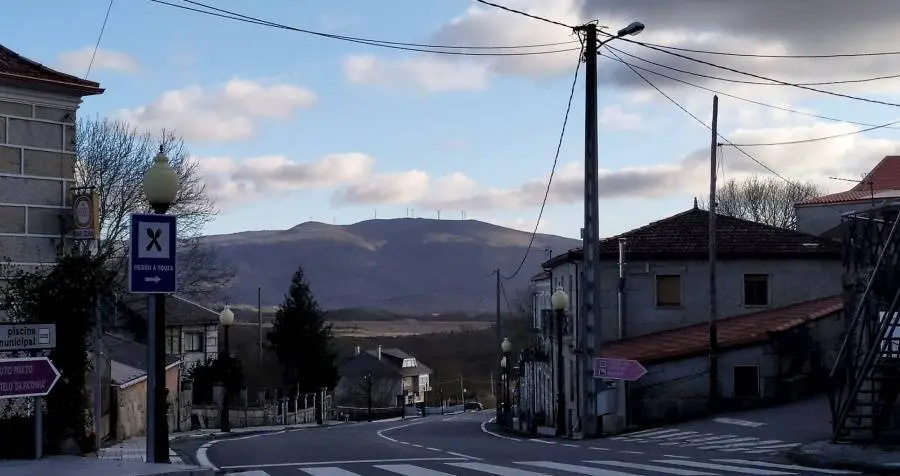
xmin=501 ymin=337 xmax=512 ymax=427
xmin=142 ymin=146 xmax=180 ymax=463
xmin=550 ymin=287 xmax=568 ymax=437
xmin=219 ymin=306 xmax=234 ymax=433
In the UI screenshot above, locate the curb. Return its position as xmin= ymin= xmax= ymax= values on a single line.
xmin=787 ymin=446 xmax=900 ymax=475
xmin=170 ymin=421 xmax=351 ymax=443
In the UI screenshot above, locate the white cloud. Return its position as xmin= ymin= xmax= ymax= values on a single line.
xmin=599 ymin=105 xmax=644 ymax=130
xmin=199 ymin=153 xmax=374 ymax=206
xmin=343 ymin=55 xmax=490 ymax=91
xmin=329 ymin=117 xmax=900 ymax=210
xmin=56 ymin=47 xmax=140 ymax=76
xmin=116 ymin=78 xmax=317 ymax=143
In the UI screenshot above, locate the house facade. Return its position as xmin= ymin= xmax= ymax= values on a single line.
xmin=521 ymin=205 xmax=845 ymax=434
xmin=0 ymin=43 xmax=103 ymax=270
xmin=795 ymin=155 xmax=900 ymax=237
xmin=334 ymin=345 xmax=433 ymax=411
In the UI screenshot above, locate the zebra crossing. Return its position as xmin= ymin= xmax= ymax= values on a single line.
xmin=225 ymin=457 xmax=858 ymax=476
xmin=610 ymin=428 xmax=801 ymax=455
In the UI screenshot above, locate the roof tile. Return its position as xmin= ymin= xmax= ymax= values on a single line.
xmin=798 ymin=156 xmax=900 ymax=205
xmin=602 ymin=295 xmax=843 ymax=364
xmin=0 ymin=43 xmax=102 ymax=95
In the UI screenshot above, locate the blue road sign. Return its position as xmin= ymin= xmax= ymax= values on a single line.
xmin=129 ymin=213 xmax=177 ymax=294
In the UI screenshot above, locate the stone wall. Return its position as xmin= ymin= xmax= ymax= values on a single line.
xmin=0 ymin=86 xmax=82 ymax=268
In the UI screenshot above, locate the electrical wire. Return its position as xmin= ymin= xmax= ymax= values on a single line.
xmin=597 ymin=51 xmax=900 ymax=130
xmin=610 ymin=35 xmax=900 ymax=108
xmin=606 ymin=44 xmax=900 ymax=87
xmin=85 ymin=0 xmax=116 ymax=79
xmin=601 ymin=46 xmax=797 ymax=189
xmin=498 ymin=278 xmax=515 ymax=317
xmin=637 ymin=41 xmax=900 ymax=59
xmin=727 ymin=119 xmax=900 ymax=147
xmin=148 ymin=0 xmax=581 ymax=56
xmin=473 ymin=0 xmax=576 ymax=30
xmin=501 ymin=40 xmax=584 ymax=281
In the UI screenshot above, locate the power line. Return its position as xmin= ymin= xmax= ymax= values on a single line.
xmin=502 ymin=39 xmax=584 ymax=281
xmin=149 ymin=0 xmax=581 ymax=56
xmin=597 ymin=51 xmax=900 ymax=130
xmin=601 ymin=46 xmax=793 ymax=187
xmin=612 ymin=35 xmax=900 ymax=108
xmin=85 ymin=0 xmax=116 ymax=79
xmin=606 ymin=44 xmax=900 ymax=87
xmin=638 ymin=41 xmax=900 ymax=59
xmin=727 ymin=119 xmax=900 ymax=147
xmin=472 ymin=0 xmax=576 ymax=30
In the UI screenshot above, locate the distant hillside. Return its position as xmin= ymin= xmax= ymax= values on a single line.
xmin=207 ymin=218 xmax=579 ymax=313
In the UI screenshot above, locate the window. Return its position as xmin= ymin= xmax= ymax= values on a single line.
xmin=165 ymin=327 xmax=181 ymax=355
xmin=743 ymin=274 xmax=770 ymax=306
xmin=655 ymin=275 xmax=682 ymax=307
xmin=733 ymin=365 xmax=760 ymax=398
xmin=184 ymin=332 xmax=204 ymax=352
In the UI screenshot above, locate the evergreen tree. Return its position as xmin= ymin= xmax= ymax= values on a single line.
xmin=268 ymin=266 xmax=339 ymax=393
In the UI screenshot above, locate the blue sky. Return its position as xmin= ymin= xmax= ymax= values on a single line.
xmin=5 ymin=0 xmax=900 ymax=239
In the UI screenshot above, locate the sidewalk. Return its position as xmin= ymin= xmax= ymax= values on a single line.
xmin=788 ymin=440 xmax=900 ymax=475
xmin=0 ymin=457 xmax=212 ymax=476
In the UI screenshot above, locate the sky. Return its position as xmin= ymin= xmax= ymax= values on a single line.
xmin=5 ymin=0 xmax=900 ymax=239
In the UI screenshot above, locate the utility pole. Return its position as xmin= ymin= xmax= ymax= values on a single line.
xmin=459 ymin=375 xmax=464 ymax=406
xmin=574 ymin=21 xmax=601 ymax=437
xmin=366 ymin=374 xmax=373 ymax=422
xmin=708 ymin=95 xmax=720 ymax=414
xmin=257 ymin=287 xmax=262 ymax=365
xmin=495 ymin=268 xmax=502 ymax=406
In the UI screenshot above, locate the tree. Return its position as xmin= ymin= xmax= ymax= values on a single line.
xmin=74 ymin=117 xmax=234 ymax=300
xmin=339 ymin=375 xmax=397 ymax=408
xmin=700 ymin=175 xmax=823 ymax=230
xmin=185 ymin=357 xmax=245 ymax=405
xmin=0 ymin=252 xmax=116 ymax=454
xmin=268 ymin=267 xmax=339 ymax=393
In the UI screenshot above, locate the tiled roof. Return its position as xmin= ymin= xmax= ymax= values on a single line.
xmin=366 ymin=347 xmax=433 ymax=376
xmin=602 ymin=296 xmax=843 ymax=365
xmin=120 ymin=293 xmax=220 ymax=325
xmin=798 ymin=156 xmax=900 ymax=206
xmin=544 ymin=207 xmax=841 ymax=266
xmin=0 ymin=43 xmax=103 ymax=96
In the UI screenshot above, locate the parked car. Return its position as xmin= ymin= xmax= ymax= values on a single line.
xmin=464 ymin=401 xmax=483 ymax=411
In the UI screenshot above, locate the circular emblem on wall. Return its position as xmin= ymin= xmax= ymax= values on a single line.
xmin=73 ymin=195 xmax=92 ymax=228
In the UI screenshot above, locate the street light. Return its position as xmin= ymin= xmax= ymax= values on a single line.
xmin=616 ymin=21 xmax=645 ymax=37
xmin=550 ymin=287 xmax=568 ymax=436
xmin=219 ymin=306 xmax=234 ymax=433
xmin=142 ymin=146 xmax=180 ymax=464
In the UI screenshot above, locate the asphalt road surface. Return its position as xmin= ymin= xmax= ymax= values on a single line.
xmin=177 ymin=404 xmax=862 ymax=476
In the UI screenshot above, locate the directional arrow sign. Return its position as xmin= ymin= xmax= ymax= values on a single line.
xmin=0 ymin=357 xmax=61 ymax=399
xmin=593 ymin=357 xmax=647 ymax=381
xmin=128 ymin=213 xmax=177 ymax=294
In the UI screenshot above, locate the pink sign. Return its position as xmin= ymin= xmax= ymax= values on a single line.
xmin=593 ymin=357 xmax=647 ymax=381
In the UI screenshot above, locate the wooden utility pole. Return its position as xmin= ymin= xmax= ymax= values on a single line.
xmin=708 ymin=95 xmax=720 ymax=413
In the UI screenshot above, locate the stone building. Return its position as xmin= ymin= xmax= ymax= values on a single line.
xmin=0 ymin=43 xmax=103 ymax=269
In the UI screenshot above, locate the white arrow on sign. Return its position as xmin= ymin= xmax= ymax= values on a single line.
xmin=144 ymin=276 xmax=161 ymax=283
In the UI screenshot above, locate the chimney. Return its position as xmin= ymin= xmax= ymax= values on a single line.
xmin=377 ymin=345 xmax=382 ymax=360
xmin=354 ymin=345 xmax=361 ymax=356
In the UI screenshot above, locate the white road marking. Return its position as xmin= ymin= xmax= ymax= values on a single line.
xmin=647 ymin=431 xmax=698 ymax=440
xmin=653 ymin=459 xmax=795 ymax=475
xmin=376 ymin=464 xmax=456 ymax=476
xmin=516 ymin=461 xmax=638 ymax=476
xmin=480 ymin=419 xmax=521 ymax=441
xmin=590 ymin=447 xmax=610 ymax=451
xmin=426 ymin=447 xmax=441 ymax=451
xmin=712 ymin=440 xmax=783 ymax=451
xmin=449 ymin=462 xmax=550 ymax=476
xmin=663 ymin=455 xmax=690 ymax=458
xmin=713 ymin=459 xmax=860 ymax=474
xmin=445 ymin=451 xmax=482 ymax=460
xmin=614 ymin=428 xmax=680 ymax=439
xmin=588 ymin=460 xmax=717 ymax=475
xmin=696 ymin=437 xmax=765 ymax=449
xmin=713 ymin=417 xmax=766 ymax=427
xmin=620 ymin=451 xmax=643 ymax=455
xmin=622 ymin=427 xmax=674 ymax=437
xmin=299 ymin=468 xmax=361 ymax=476
xmin=563 ymin=444 xmax=579 ymax=447
xmin=227 ymin=471 xmax=271 ymax=476
xmin=219 ymin=457 xmax=466 ymax=471
xmin=195 ymin=441 xmax=216 ymax=470
xmin=531 ymin=439 xmax=555 ymax=444
xmin=743 ymin=442 xmax=800 ymax=450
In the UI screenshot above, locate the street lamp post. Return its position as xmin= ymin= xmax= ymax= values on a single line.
xmin=219 ymin=306 xmax=234 ymax=433
xmin=550 ymin=288 xmax=568 ymax=437
xmin=142 ymin=146 xmax=180 ymax=464
xmin=501 ymin=337 xmax=512 ymax=427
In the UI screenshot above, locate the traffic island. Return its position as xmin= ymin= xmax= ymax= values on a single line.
xmin=787 ymin=440 xmax=900 ymax=475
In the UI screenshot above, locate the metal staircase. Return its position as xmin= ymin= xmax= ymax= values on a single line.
xmin=830 ymin=205 xmax=900 ymax=442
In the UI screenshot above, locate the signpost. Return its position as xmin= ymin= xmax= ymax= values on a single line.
xmin=0 ymin=357 xmax=61 ymax=399
xmin=128 ymin=213 xmax=177 ymax=294
xmin=593 ymin=357 xmax=647 ymax=381
xmin=0 ymin=324 xmax=56 ymax=352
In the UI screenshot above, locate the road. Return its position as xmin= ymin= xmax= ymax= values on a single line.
xmin=176 ymin=401 xmax=860 ymax=476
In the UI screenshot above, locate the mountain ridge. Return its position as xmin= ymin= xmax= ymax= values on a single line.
xmin=210 ymin=218 xmax=580 ymax=314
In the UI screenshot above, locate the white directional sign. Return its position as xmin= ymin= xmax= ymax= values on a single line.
xmin=0 ymin=324 xmax=56 ymax=351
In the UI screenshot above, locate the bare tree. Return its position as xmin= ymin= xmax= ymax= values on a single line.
xmin=338 ymin=376 xmax=399 ymax=408
xmin=699 ymin=176 xmax=823 ymax=230
xmin=75 ymin=117 xmax=234 ymax=301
